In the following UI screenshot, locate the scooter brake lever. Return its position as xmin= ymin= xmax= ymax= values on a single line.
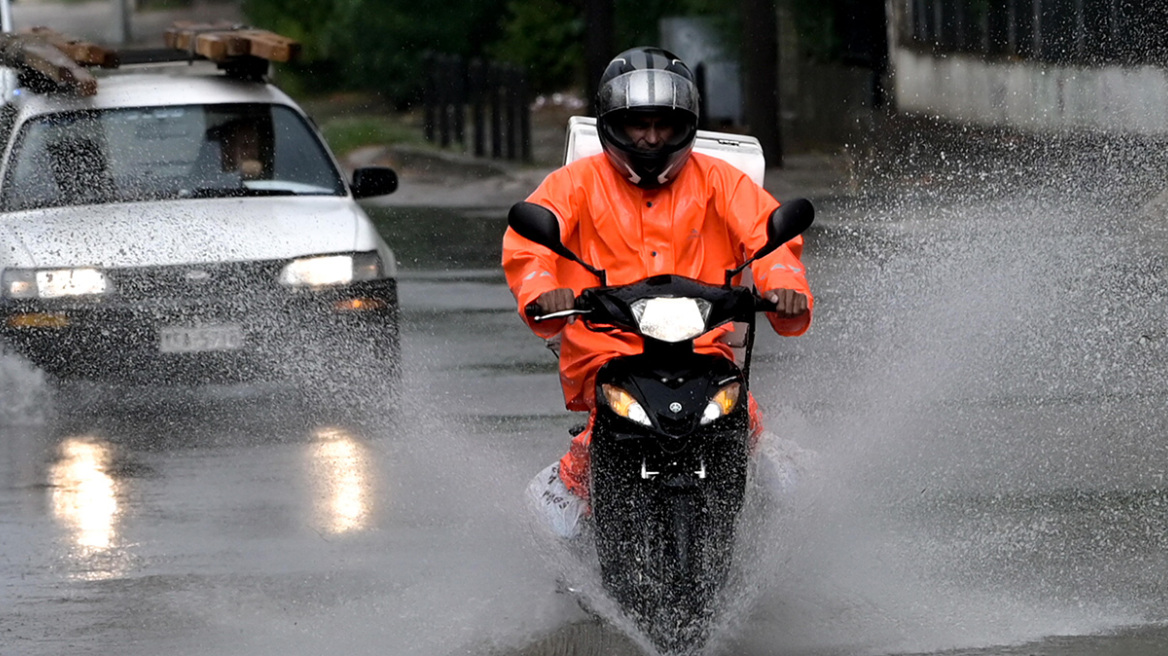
xmin=526 ymin=303 xmax=588 ymax=322
xmin=533 ymin=308 xmax=587 ymax=321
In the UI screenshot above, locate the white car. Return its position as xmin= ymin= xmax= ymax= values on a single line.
xmin=0 ymin=30 xmax=401 ymax=399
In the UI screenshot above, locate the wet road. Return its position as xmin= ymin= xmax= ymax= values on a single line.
xmin=7 ymin=129 xmax=1168 ymax=655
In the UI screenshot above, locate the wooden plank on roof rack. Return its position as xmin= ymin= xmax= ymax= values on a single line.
xmin=22 ymin=26 xmax=118 ymax=68
xmin=164 ymin=20 xmax=238 ymax=52
xmin=235 ymin=30 xmax=300 ymax=62
xmin=193 ymin=32 xmax=251 ymax=61
xmin=0 ymin=32 xmax=98 ymax=95
xmin=164 ymin=22 xmax=300 ymax=63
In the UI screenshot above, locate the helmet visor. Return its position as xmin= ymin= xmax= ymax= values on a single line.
xmin=603 ymin=109 xmax=696 ymax=151
xmin=597 ymin=68 xmax=699 ymax=116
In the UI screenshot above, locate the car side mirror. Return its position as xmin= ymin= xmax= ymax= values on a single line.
xmin=352 ymin=166 xmax=398 ymax=199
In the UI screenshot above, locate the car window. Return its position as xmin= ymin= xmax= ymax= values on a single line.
xmin=1 ymin=103 xmax=346 ymax=211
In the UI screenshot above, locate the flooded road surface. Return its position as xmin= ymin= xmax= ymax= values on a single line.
xmin=6 ymin=129 xmax=1168 ymax=655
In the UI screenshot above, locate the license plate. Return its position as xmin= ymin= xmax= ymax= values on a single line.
xmin=158 ymin=324 xmax=244 ymax=353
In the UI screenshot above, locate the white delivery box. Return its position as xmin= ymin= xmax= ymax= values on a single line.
xmin=562 ymin=115 xmax=766 ymax=185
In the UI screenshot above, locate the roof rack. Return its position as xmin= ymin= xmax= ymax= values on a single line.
xmin=0 ymin=22 xmax=301 ymax=96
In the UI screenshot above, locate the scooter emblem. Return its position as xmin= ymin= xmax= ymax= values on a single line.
xmin=669 ymin=402 xmax=682 ymax=413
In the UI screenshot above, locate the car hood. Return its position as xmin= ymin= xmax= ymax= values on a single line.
xmin=0 ymin=197 xmax=374 ymax=269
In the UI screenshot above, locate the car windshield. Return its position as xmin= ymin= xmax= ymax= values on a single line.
xmin=0 ymin=103 xmax=346 ymax=211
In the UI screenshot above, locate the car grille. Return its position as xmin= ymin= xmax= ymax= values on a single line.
xmin=108 ymin=260 xmax=286 ymax=302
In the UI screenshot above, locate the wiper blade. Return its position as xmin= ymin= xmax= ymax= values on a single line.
xmin=182 ymin=187 xmax=300 ymax=199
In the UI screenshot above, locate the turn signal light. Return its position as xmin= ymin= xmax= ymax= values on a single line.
xmin=333 ymin=297 xmax=387 ymax=312
xmin=8 ymin=312 xmax=70 ymax=328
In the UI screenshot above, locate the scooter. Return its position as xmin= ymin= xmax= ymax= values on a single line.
xmin=509 ymin=197 xmax=815 ymax=653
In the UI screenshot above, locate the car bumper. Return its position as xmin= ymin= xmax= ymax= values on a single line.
xmin=0 ymin=278 xmax=399 ymax=384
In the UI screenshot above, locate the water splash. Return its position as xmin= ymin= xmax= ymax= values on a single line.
xmin=732 ymin=118 xmax=1168 ymax=654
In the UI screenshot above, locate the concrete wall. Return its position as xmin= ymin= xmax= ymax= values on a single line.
xmin=892 ymin=48 xmax=1168 ymax=137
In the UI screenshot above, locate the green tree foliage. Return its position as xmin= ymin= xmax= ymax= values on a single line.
xmin=486 ymin=0 xmax=738 ymax=93
xmin=242 ymin=0 xmax=507 ymax=104
xmin=245 ymin=0 xmax=871 ymax=102
xmin=788 ymin=0 xmax=839 ymax=62
xmin=488 ymin=0 xmax=585 ymax=94
xmin=790 ymin=0 xmax=888 ymax=66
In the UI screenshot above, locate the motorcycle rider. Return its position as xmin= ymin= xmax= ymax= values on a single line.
xmin=502 ymin=47 xmax=812 ymax=538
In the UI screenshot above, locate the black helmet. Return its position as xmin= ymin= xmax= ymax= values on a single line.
xmin=595 ymin=47 xmax=699 ymax=189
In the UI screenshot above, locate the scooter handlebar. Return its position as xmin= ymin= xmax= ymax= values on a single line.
xmin=525 ymin=301 xmax=588 ymax=322
xmin=526 ymin=287 xmax=778 ymax=323
xmin=753 ymin=294 xmax=778 ymax=313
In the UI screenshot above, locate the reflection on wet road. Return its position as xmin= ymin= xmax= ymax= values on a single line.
xmin=50 ymin=436 xmax=121 ymax=559
xmin=307 ymin=426 xmax=376 ymax=535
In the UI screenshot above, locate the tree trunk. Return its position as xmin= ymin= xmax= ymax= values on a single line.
xmin=584 ymin=0 xmax=615 ymax=116
xmin=741 ymin=0 xmax=782 ymax=167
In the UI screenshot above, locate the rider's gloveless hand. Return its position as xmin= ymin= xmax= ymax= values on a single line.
xmin=537 ymin=287 xmax=577 ymax=322
xmin=764 ymin=288 xmax=809 ymax=319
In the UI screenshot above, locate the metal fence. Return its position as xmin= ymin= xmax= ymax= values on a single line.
xmin=421 ymin=52 xmax=531 ymax=162
xmin=898 ymin=0 xmax=1168 ymax=65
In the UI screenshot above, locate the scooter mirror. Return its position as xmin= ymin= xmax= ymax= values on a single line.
xmin=508 ymin=202 xmax=607 ymax=283
xmin=763 ymin=198 xmax=815 ymax=259
xmin=508 ymin=202 xmax=569 ymax=256
xmin=724 ymin=198 xmax=815 ymax=286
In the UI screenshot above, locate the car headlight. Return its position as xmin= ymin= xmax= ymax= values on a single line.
xmin=602 ymin=383 xmax=651 ymax=426
xmin=630 ymin=297 xmax=712 ymax=342
xmin=278 ymin=252 xmax=383 ymax=287
xmin=700 ymin=382 xmax=741 ymax=425
xmin=2 ymin=268 xmax=110 ymax=299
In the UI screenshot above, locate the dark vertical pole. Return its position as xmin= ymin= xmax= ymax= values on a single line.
xmin=695 ymin=62 xmax=710 ymax=130
xmin=1032 ymin=0 xmax=1042 ymax=60
xmin=470 ymin=59 xmax=486 ymax=157
xmin=1073 ymin=0 xmax=1085 ymax=60
xmin=518 ymin=69 xmax=532 ymax=162
xmin=742 ymin=0 xmax=782 ymax=166
xmin=933 ymin=0 xmax=944 ymax=46
xmin=453 ymin=56 xmax=466 ymax=147
xmin=954 ymin=0 xmax=967 ymax=50
xmin=438 ymin=54 xmax=451 ymax=148
xmin=490 ymin=63 xmax=503 ymax=159
xmin=987 ymin=0 xmax=1009 ymax=54
xmin=584 ymin=0 xmax=615 ymax=115
xmin=980 ymin=0 xmax=991 ymax=52
xmin=913 ymin=0 xmax=930 ymax=42
xmin=422 ymin=51 xmax=436 ymax=143
xmin=1006 ymin=0 xmax=1017 ymax=54
xmin=506 ymin=66 xmax=519 ymax=160
xmin=1111 ymin=0 xmax=1121 ymax=61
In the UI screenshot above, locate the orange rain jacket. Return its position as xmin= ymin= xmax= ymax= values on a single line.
xmin=502 ymin=152 xmax=813 ymax=494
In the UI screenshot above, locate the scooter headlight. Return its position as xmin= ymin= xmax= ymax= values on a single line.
xmin=602 ymin=383 xmax=651 ymax=426
xmin=630 ymin=297 xmax=711 ymax=342
xmin=700 ymin=382 xmax=741 ymax=425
